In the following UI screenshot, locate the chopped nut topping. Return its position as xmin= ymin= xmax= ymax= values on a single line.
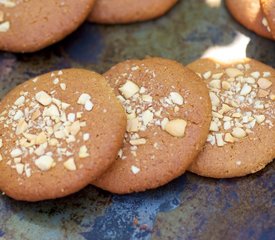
xmin=165 ymin=119 xmax=187 ymax=137
xmin=84 ymin=100 xmax=94 ymax=111
xmin=79 ymin=145 xmax=89 ymax=158
xmin=131 ymin=165 xmax=140 ymax=174
xmin=225 ymin=68 xmax=243 ymax=78
xmin=169 ymin=92 xmax=184 ymax=105
xmin=15 ymin=163 xmax=24 ymax=175
xmin=10 ymin=148 xmax=22 ymax=158
xmin=232 ymin=127 xmax=246 ymax=139
xmin=14 ymin=96 xmax=25 ymax=106
xmin=0 ymin=0 xmax=16 ymax=7
xmin=130 ymin=138 xmax=147 ymax=146
xmin=77 ymin=93 xmax=91 ymax=105
xmin=64 ymin=158 xmax=77 ymax=171
xmin=195 ymin=62 xmax=274 ymax=147
xmin=224 ymin=133 xmax=235 ymax=143
xmin=257 ymin=78 xmax=272 ymax=90
xmin=35 ymin=91 xmax=52 ymax=106
xmin=0 ymin=21 xmax=10 ymax=32
xmin=240 ymin=84 xmax=252 ymax=96
xmin=35 ymin=155 xmax=54 ymax=171
xmin=119 ymin=80 xmax=140 ymax=99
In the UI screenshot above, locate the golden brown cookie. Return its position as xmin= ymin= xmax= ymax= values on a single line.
xmin=0 ymin=69 xmax=126 ymax=201
xmin=260 ymin=0 xmax=275 ymax=39
xmin=88 ymin=0 xmax=178 ymax=24
xmin=0 ymin=0 xmax=95 ymax=53
xmin=225 ymin=0 xmax=274 ymax=40
xmin=188 ymin=58 xmax=275 ymax=178
xmin=92 ymin=58 xmax=212 ymax=194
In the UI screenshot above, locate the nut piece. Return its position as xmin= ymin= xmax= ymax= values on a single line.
xmin=35 ymin=155 xmax=54 ymax=171
xmin=79 ymin=145 xmax=89 ymax=158
xmin=142 ymin=110 xmax=153 ymax=127
xmin=119 ymin=81 xmax=139 ymax=99
xmin=35 ymin=91 xmax=52 ymax=106
xmin=203 ymin=71 xmax=212 ymax=79
xmin=209 ymin=92 xmax=220 ymax=106
xmin=84 ymin=100 xmax=94 ymax=111
xmin=0 ymin=0 xmax=16 ymax=7
xmin=77 ymin=93 xmax=91 ymax=105
xmin=131 ymin=165 xmax=140 ymax=174
xmin=164 ymin=119 xmax=187 ymax=138
xmin=14 ymin=96 xmax=25 ymax=106
xmin=15 ymin=163 xmax=24 ymax=175
xmin=232 ymin=127 xmax=246 ymax=139
xmin=221 ymin=81 xmax=231 ymax=90
xmin=255 ymin=115 xmax=265 ymax=124
xmin=209 ymin=80 xmax=221 ymax=89
xmin=130 ymin=138 xmax=147 ymax=146
xmin=257 ymin=78 xmax=272 ymax=90
xmin=0 ymin=21 xmax=10 ymax=32
xmin=224 ymin=133 xmax=235 ymax=143
xmin=11 ymin=148 xmax=23 ymax=158
xmin=210 ymin=121 xmax=219 ymax=132
xmin=127 ymin=118 xmax=140 ymax=133
xmin=64 ymin=158 xmax=77 ymax=171
xmin=216 ymin=133 xmax=226 ymax=147
xmin=169 ymin=92 xmax=184 ymax=105
xmin=258 ymin=89 xmax=269 ymax=98
xmin=225 ymin=68 xmax=243 ymax=78
xmin=240 ymin=84 xmax=252 ymax=96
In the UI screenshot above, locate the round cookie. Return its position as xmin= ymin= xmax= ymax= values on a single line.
xmin=88 ymin=0 xmax=178 ymax=24
xmin=188 ymin=58 xmax=275 ymax=178
xmin=225 ymin=0 xmax=274 ymax=40
xmin=260 ymin=0 xmax=275 ymax=39
xmin=0 ymin=0 xmax=95 ymax=53
xmin=0 ymin=69 xmax=126 ymax=201
xmin=92 ymin=58 xmax=212 ymax=194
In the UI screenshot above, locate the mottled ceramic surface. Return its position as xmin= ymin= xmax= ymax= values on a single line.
xmin=0 ymin=1 xmax=274 ymax=239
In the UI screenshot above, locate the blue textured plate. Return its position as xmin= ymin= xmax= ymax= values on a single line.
xmin=0 ymin=1 xmax=274 ymax=239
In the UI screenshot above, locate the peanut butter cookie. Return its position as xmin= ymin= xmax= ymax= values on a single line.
xmin=188 ymin=58 xmax=275 ymax=178
xmin=0 ymin=69 xmax=126 ymax=201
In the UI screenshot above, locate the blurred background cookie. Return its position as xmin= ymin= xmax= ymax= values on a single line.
xmin=226 ymin=0 xmax=274 ymax=40
xmin=0 ymin=0 xmax=95 ymax=53
xmin=260 ymin=0 xmax=275 ymax=39
xmin=0 ymin=69 xmax=126 ymax=201
xmin=188 ymin=58 xmax=275 ymax=178
xmin=88 ymin=0 xmax=178 ymax=24
xmin=92 ymin=58 xmax=212 ymax=194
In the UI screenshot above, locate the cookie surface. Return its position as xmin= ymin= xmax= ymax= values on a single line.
xmin=88 ymin=0 xmax=178 ymax=24
xmin=0 ymin=0 xmax=95 ymax=53
xmin=188 ymin=58 xmax=275 ymax=178
xmin=260 ymin=0 xmax=275 ymax=39
xmin=0 ymin=69 xmax=126 ymax=201
xmin=226 ymin=0 xmax=274 ymax=40
xmin=92 ymin=58 xmax=212 ymax=194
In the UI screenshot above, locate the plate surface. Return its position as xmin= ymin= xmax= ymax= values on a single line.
xmin=0 ymin=1 xmax=274 ymax=239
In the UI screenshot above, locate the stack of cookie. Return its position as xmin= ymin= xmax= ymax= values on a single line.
xmin=0 ymin=57 xmax=274 ymax=202
xmin=226 ymin=0 xmax=275 ymax=40
xmin=0 ymin=0 xmax=178 ymax=53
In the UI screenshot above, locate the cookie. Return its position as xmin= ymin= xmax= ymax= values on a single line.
xmin=260 ymin=0 xmax=275 ymax=39
xmin=88 ymin=0 xmax=178 ymax=24
xmin=0 ymin=69 xmax=126 ymax=201
xmin=0 ymin=0 xmax=95 ymax=53
xmin=92 ymin=58 xmax=212 ymax=194
xmin=225 ymin=0 xmax=274 ymax=40
xmin=187 ymin=58 xmax=275 ymax=178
